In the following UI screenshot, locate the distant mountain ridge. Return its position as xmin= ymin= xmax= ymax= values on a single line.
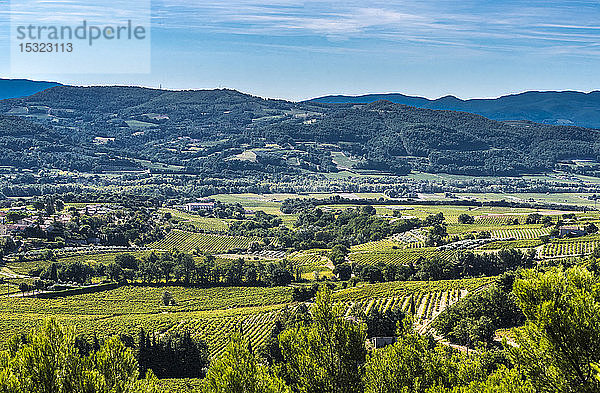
xmin=0 ymin=85 xmax=598 ymax=178
xmin=0 ymin=79 xmax=62 ymax=100
xmin=309 ymin=91 xmax=600 ymax=129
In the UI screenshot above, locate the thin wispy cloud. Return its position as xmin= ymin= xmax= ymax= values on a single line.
xmin=0 ymin=0 xmax=598 ymax=100
xmin=141 ymin=0 xmax=600 ymax=57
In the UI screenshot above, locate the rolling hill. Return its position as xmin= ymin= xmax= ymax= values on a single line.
xmin=0 ymin=85 xmax=599 ymax=177
xmin=310 ymin=91 xmax=600 ymax=129
xmin=0 ymin=79 xmax=62 ymax=101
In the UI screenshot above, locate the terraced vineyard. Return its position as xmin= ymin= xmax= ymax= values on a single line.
xmin=541 ymin=236 xmax=600 ymax=257
xmin=334 ymin=278 xmax=490 ymax=303
xmin=349 ymin=248 xmax=457 ymax=266
xmin=335 ymin=278 xmax=492 ymax=325
xmin=478 ymin=239 xmax=543 ymax=250
xmin=491 ymin=226 xmax=550 ymax=240
xmin=0 ymin=285 xmax=292 ymax=357
xmin=343 ymin=289 xmax=466 ymax=325
xmin=149 ymin=230 xmax=262 ymax=253
xmin=165 ymin=308 xmax=284 ymax=358
xmin=289 ymin=249 xmax=329 ymax=269
xmin=475 ymin=215 xmax=521 ymax=225
xmin=351 ymin=239 xmax=404 ymax=252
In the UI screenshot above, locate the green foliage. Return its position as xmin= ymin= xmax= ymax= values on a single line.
xmin=426 ymin=223 xmax=448 ymax=247
xmin=279 ymin=286 xmax=367 ymax=393
xmin=162 ymin=291 xmax=174 ymax=306
xmin=202 ymin=333 xmax=290 ymax=393
xmin=434 ymin=273 xmax=524 ymax=347
xmin=228 ymin=211 xmax=283 ymax=237
xmin=363 ymin=317 xmax=508 ymax=393
xmin=510 ymin=266 xmax=600 ymax=392
xmin=438 ymin=366 xmax=535 ymax=393
xmin=138 ymin=330 xmax=208 ymax=379
xmin=328 ymin=244 xmax=349 ymax=266
xmin=457 ymin=214 xmax=475 ymax=225
xmin=281 ymin=207 xmax=423 ymax=249
xmin=355 ymin=306 xmax=405 ymax=338
xmin=333 ymin=263 xmax=352 ymax=280
xmin=0 ymin=319 xmax=156 ymax=393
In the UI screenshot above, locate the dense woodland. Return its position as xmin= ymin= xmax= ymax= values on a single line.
xmin=1 ymin=86 xmax=600 ymax=185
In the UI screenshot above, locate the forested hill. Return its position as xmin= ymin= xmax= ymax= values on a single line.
xmin=310 ymin=90 xmax=600 ymax=129
xmin=0 ymin=79 xmax=62 ymax=100
xmin=1 ymin=85 xmax=599 ymax=177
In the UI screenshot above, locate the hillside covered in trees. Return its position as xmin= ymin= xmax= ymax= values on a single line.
xmin=310 ymin=90 xmax=600 ymax=129
xmin=1 ymin=86 xmax=600 ymax=177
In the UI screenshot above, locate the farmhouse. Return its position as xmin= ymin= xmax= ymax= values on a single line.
xmin=184 ymin=202 xmax=215 ymax=212
xmin=559 ymin=226 xmax=586 ymax=238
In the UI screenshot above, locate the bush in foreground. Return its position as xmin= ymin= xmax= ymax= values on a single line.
xmin=0 ymin=320 xmax=157 ymax=393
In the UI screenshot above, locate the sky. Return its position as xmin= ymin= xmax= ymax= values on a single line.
xmin=0 ymin=0 xmax=599 ymax=101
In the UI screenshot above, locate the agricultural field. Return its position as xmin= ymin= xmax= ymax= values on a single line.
xmin=0 ymin=278 xmax=487 ymax=359
xmin=335 ymin=278 xmax=492 ymax=327
xmin=540 ymin=235 xmax=600 ymax=258
xmin=491 ymin=226 xmax=551 ymax=240
xmin=0 ymin=285 xmax=291 ymax=357
xmin=349 ymin=248 xmax=457 ymax=266
xmin=148 ymin=230 xmax=263 ymax=253
xmin=1 ymin=191 xmax=598 ymax=392
xmin=478 ymin=239 xmax=544 ymax=250
xmin=163 ymin=208 xmax=230 ymax=233
xmin=288 ymin=249 xmax=333 ymax=279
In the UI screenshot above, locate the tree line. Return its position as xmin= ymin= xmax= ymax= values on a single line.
xmin=29 ymin=250 xmax=297 ymax=288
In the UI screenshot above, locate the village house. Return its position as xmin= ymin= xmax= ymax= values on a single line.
xmin=559 ymin=226 xmax=587 ymax=238
xmin=184 ymin=202 xmax=215 ymax=212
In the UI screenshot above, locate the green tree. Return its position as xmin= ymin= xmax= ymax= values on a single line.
xmin=333 ymin=263 xmax=352 ymax=281
xmin=426 ymin=223 xmax=448 ymax=247
xmin=278 ymin=286 xmax=366 ymax=393
xmin=510 ymin=266 xmax=600 ymax=393
xmin=458 ymin=214 xmax=475 ymax=225
xmin=202 ymin=333 xmax=290 ymax=393
xmin=0 ymin=319 xmax=156 ymax=393
xmin=364 ymin=317 xmax=453 ymax=393
xmin=328 ymin=244 xmax=349 ymax=266
xmin=162 ymin=291 xmax=174 ymax=306
xmin=432 ymin=366 xmax=535 ymax=393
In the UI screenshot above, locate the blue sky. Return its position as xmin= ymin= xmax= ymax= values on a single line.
xmin=0 ymin=0 xmax=599 ymax=100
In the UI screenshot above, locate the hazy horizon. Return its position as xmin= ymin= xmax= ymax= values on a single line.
xmin=1 ymin=0 xmax=598 ymax=101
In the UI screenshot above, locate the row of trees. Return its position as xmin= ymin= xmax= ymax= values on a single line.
xmin=334 ymin=249 xmax=536 ymax=283
xmin=138 ymin=330 xmax=209 ymax=378
xmin=30 ymin=250 xmax=298 ymax=288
